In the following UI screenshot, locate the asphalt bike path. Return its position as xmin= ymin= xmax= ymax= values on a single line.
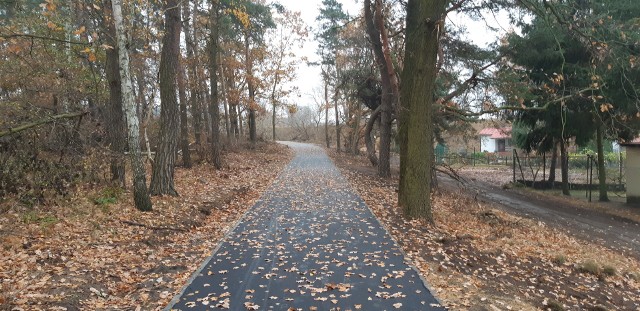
xmin=167 ymin=142 xmax=444 ymax=310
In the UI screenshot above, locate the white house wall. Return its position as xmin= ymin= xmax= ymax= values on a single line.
xmin=481 ymin=136 xmax=496 ymax=152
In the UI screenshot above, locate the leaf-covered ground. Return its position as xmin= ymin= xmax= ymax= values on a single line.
xmin=330 ymin=151 xmax=640 ymax=311
xmin=0 ymin=142 xmax=292 ymax=310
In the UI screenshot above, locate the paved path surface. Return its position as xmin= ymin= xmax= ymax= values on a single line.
xmin=167 ymin=142 xmax=443 ymax=310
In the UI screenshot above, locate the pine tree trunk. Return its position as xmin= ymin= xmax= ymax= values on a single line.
xmin=365 ymin=106 xmax=381 ymax=166
xmin=272 ymin=101 xmax=277 ymax=141
xmin=183 ymin=0 xmax=202 ymax=150
xmin=560 ymin=138 xmax=570 ymax=196
xmin=324 ymin=79 xmax=330 ymax=148
xmin=111 ymin=0 xmax=152 ymax=211
xmin=364 ymin=0 xmax=399 ymax=178
xmin=230 ymin=102 xmax=239 ymax=139
xmin=208 ymin=0 xmax=222 ymax=169
xmin=178 ymin=56 xmax=192 ymax=168
xmin=103 ymin=0 xmax=126 ymax=186
xmin=150 ymin=0 xmax=181 ymax=196
xmin=334 ymin=87 xmax=341 ymax=153
xmin=398 ymin=0 xmax=446 ymax=221
xmin=244 ymin=34 xmax=257 ymax=146
xmin=548 ymin=140 xmax=558 ymax=183
xmin=220 ymin=61 xmax=231 ymax=140
xmin=596 ymin=122 xmax=609 ymax=201
xmin=352 ymin=101 xmax=362 ymax=155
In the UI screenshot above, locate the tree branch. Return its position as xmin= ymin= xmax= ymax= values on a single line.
xmin=441 ymin=87 xmax=597 ymax=117
xmin=0 ymin=111 xmax=87 ymax=138
xmin=0 ymin=33 xmax=91 ymax=45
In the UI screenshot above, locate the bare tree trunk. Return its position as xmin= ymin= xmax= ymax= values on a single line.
xmin=103 ymin=0 xmax=126 ymax=186
xmin=548 ymin=140 xmax=558 ymax=183
xmin=352 ymin=101 xmax=362 ymax=155
xmin=208 ymin=0 xmax=222 ymax=169
xmin=111 ymin=0 xmax=152 ymax=211
xmin=183 ymin=0 xmax=202 ymax=151
xmin=220 ymin=61 xmax=231 ymax=140
xmin=398 ymin=0 xmax=446 ymax=220
xmin=239 ymin=109 xmax=244 ymax=137
xmin=365 ymin=106 xmax=381 ymax=166
xmin=364 ymin=0 xmax=399 ymax=178
xmin=178 ymin=55 xmax=192 ymax=168
xmin=560 ymin=138 xmax=570 ymax=196
xmin=334 ymin=86 xmax=341 ymax=152
xmin=230 ymin=102 xmax=239 ymax=140
xmin=150 ymin=0 xmax=181 ymax=196
xmin=596 ymin=121 xmax=609 ymax=201
xmin=324 ymin=79 xmax=330 ymax=148
xmin=244 ymin=34 xmax=257 ymax=146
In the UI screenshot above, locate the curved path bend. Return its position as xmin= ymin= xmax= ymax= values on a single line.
xmin=167 ymin=142 xmax=443 ymax=311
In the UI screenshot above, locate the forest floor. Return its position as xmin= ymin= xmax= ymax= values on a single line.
xmin=0 ymin=142 xmax=293 ymax=311
xmin=330 ymin=150 xmax=640 ymax=311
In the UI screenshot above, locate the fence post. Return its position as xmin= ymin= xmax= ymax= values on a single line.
xmin=473 ymin=147 xmax=476 ymax=167
xmin=512 ymin=149 xmax=516 ymax=183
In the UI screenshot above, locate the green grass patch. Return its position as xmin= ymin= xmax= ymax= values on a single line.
xmin=93 ymin=186 xmax=123 ymax=206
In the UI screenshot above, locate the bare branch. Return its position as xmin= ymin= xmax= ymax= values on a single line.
xmin=0 ymin=111 xmax=87 ymax=138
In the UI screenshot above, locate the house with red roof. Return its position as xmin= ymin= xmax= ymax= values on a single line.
xmin=479 ymin=126 xmax=512 ymax=153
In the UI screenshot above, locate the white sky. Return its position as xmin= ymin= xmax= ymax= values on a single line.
xmin=276 ymin=0 xmax=362 ymax=107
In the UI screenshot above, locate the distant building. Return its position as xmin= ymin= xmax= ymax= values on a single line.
xmin=479 ymin=127 xmax=512 ymax=153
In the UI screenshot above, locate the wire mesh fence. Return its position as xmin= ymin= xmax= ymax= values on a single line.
xmin=436 ymin=149 xmax=626 ymax=194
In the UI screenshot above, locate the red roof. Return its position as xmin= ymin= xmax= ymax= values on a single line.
xmin=620 ymin=137 xmax=640 ymax=146
xmin=478 ymin=127 xmax=511 ymax=139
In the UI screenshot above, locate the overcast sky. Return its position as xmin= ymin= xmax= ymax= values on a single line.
xmin=274 ymin=0 xmax=512 ymax=108
xmin=275 ymin=0 xmax=361 ymax=107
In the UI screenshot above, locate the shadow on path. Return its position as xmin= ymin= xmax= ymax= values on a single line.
xmin=166 ymin=142 xmax=444 ymax=310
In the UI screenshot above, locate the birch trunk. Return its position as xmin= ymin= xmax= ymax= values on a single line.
xmin=111 ymin=0 xmax=152 ymax=211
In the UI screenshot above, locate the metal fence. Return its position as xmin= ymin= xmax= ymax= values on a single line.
xmin=436 ymin=149 xmax=626 ymax=195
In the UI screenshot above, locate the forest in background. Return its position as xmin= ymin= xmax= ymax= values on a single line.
xmin=1 ymin=0 xmax=639 ymax=218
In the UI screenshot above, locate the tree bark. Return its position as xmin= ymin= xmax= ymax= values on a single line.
xmin=183 ymin=0 xmax=202 ymax=150
xmin=334 ymin=85 xmax=341 ymax=152
xmin=244 ymin=33 xmax=257 ymax=146
xmin=560 ymin=137 xmax=570 ymax=196
xmin=103 ymin=0 xmax=126 ymax=186
xmin=352 ymin=101 xmax=362 ymax=155
xmin=178 ymin=55 xmax=192 ymax=168
xmin=111 ymin=0 xmax=152 ymax=211
xmin=548 ymin=140 xmax=558 ymax=183
xmin=596 ymin=121 xmax=609 ymax=201
xmin=364 ymin=0 xmax=399 ymax=178
xmin=150 ymin=0 xmax=181 ymax=196
xmin=365 ymin=106 xmax=381 ymax=166
xmin=209 ymin=0 xmax=222 ymax=169
xmin=398 ymin=0 xmax=446 ymax=220
xmin=220 ymin=60 xmax=231 ymax=140
xmin=324 ymin=78 xmax=330 ymax=148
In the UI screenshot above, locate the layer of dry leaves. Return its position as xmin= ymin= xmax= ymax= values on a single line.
xmin=0 ymin=142 xmax=292 ymax=311
xmin=330 ymin=151 xmax=640 ymax=311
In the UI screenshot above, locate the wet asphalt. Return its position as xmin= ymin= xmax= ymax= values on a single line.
xmin=166 ymin=142 xmax=444 ymax=310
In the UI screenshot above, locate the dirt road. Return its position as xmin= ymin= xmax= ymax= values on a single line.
xmin=441 ymin=174 xmax=640 ymax=260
